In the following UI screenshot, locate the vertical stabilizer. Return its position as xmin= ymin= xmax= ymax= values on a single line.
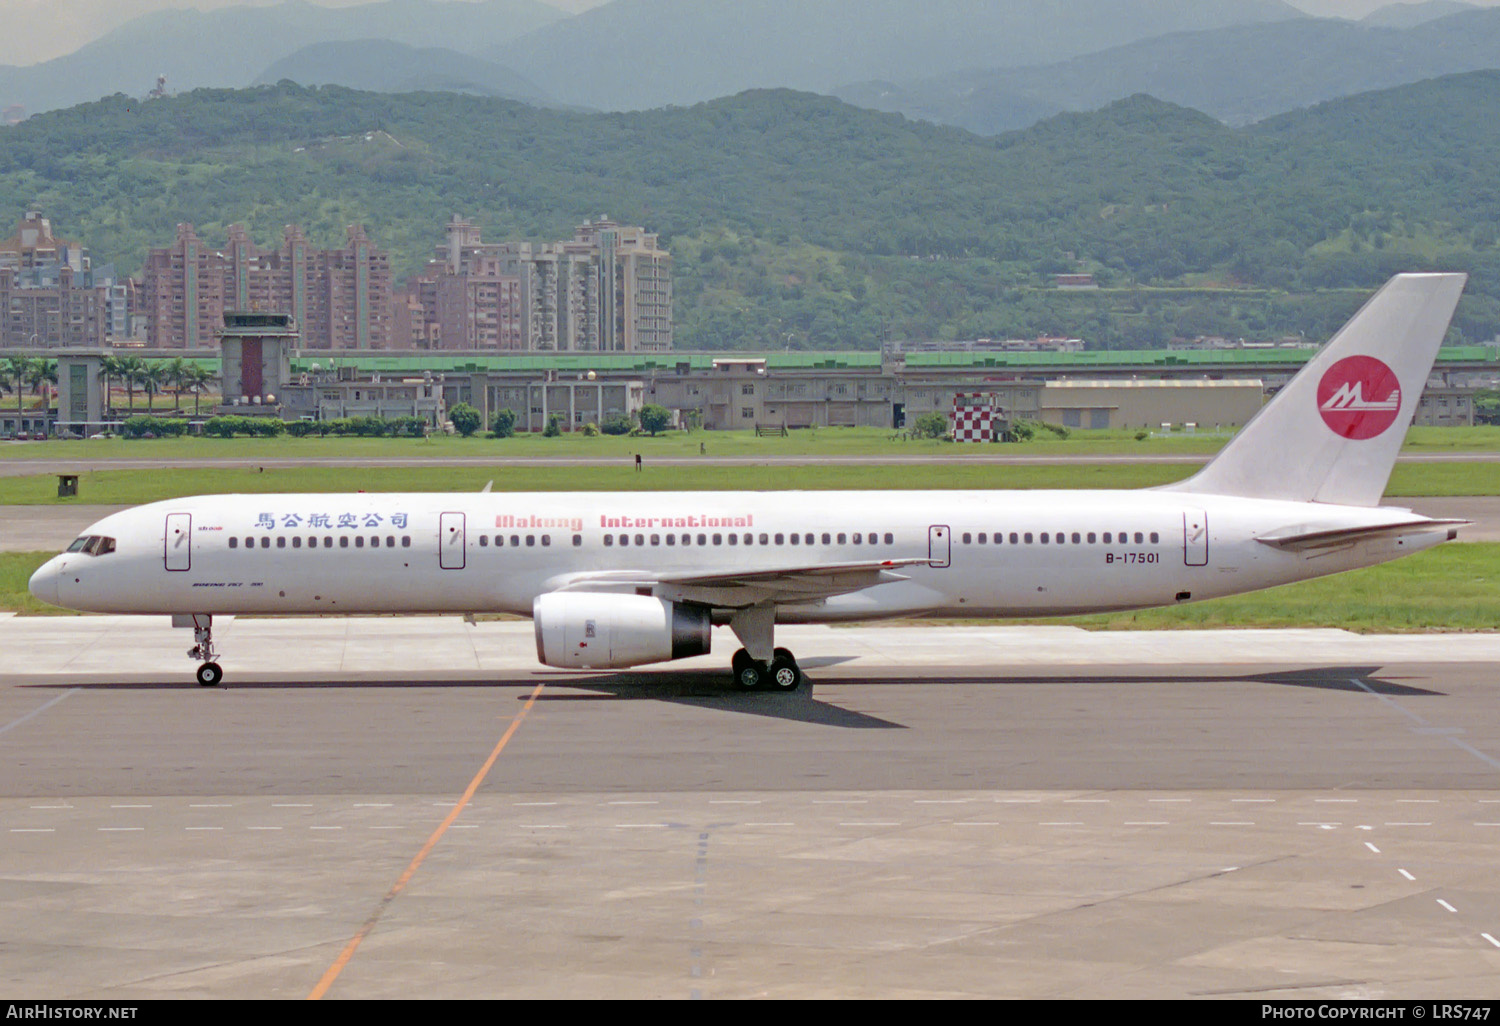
xmin=1162 ymin=273 xmax=1466 ymax=507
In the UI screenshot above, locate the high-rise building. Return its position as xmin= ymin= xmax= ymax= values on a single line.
xmin=0 ymin=211 xmax=115 ymax=348
xmin=141 ymin=223 xmax=391 ymax=350
xmin=394 ymin=215 xmax=672 ymax=352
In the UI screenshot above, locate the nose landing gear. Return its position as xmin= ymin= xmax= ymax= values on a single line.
xmin=182 ymin=615 xmax=223 ymax=686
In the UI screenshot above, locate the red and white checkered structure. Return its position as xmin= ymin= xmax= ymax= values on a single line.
xmin=950 ymin=392 xmax=997 ymax=443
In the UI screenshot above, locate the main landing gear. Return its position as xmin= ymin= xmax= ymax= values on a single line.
xmin=727 ymin=604 xmax=803 ymax=692
xmin=731 ymin=647 xmax=803 ymax=692
xmin=184 ymin=615 xmax=223 ymax=687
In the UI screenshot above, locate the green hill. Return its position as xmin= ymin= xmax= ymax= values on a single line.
xmin=2 ymin=77 xmax=1499 ymax=348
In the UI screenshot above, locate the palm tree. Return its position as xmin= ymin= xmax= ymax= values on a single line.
xmin=118 ymin=357 xmax=147 ymax=414
xmin=165 ymin=357 xmax=190 ymax=412
xmin=25 ymin=359 xmax=56 ymax=416
xmin=140 ymin=362 xmax=166 ymax=411
xmin=185 ymin=363 xmax=216 ymax=417
xmin=100 ymin=355 xmax=126 ymax=415
xmin=2 ymin=355 xmax=32 ymax=427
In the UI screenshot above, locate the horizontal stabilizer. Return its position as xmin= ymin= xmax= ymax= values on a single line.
xmin=1256 ymin=518 xmax=1468 ymax=552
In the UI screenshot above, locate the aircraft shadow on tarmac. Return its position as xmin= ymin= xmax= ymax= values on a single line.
xmin=17 ymin=664 xmax=1439 ymax=730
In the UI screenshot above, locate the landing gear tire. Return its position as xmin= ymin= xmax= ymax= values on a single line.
xmin=733 ymin=658 xmax=767 ymax=692
xmin=196 ymin=662 xmax=223 ymax=687
xmin=768 ymin=653 xmax=802 ymax=692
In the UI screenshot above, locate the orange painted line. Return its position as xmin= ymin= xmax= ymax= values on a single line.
xmin=308 ymin=681 xmax=546 ymax=1000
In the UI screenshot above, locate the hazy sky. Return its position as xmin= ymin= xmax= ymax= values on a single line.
xmin=2 ymin=0 xmax=1497 ymax=67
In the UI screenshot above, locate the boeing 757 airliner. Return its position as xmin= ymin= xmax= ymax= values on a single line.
xmin=29 ymin=273 xmax=1470 ymax=690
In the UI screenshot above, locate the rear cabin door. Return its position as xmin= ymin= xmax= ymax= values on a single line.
xmin=440 ymin=512 xmax=466 ymax=570
xmin=1183 ymin=508 xmax=1209 ymax=566
xmin=928 ymin=524 xmax=951 ymax=568
xmin=165 ymin=513 xmax=192 ymax=572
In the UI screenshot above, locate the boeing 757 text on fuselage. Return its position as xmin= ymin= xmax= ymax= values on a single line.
xmin=29 ymin=274 xmax=1470 ymax=690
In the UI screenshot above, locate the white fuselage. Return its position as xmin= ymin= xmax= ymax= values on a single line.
xmin=28 ymin=489 xmax=1447 ymax=621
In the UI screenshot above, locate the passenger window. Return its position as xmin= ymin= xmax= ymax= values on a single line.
xmin=480 ymin=535 xmax=488 ymax=547
xmin=261 ymin=537 xmax=270 ymax=549
xmin=631 ymin=534 xmax=641 ymax=547
xmin=962 ymin=533 xmax=972 ymax=544
xmin=542 ymin=535 xmax=551 ymax=547
xmin=339 ymin=537 xmax=348 ymax=548
xmin=1009 ymin=533 xmax=1018 ymax=544
xmin=387 ymin=536 xmax=395 ymax=548
xmin=837 ymin=533 xmax=846 ymax=544
xmin=977 ymin=533 xmax=985 ymax=544
xmin=1040 ymin=533 xmax=1049 ymax=544
xmin=681 ymin=534 xmax=691 ymax=546
xmin=789 ymin=533 xmax=799 ymax=545
xmin=650 ymin=534 xmax=660 ymax=546
xmin=1023 ymin=533 xmax=1032 ymax=544
xmin=775 ymin=533 xmax=785 ymax=545
xmin=355 ymin=536 xmax=364 ymax=548
xmin=1087 ymin=532 xmax=1096 ymax=543
xmin=728 ymin=534 xmax=738 ymax=546
xmin=327 ymin=537 xmax=335 ymax=548
xmin=805 ymin=534 xmax=814 ymax=545
xmin=1072 ymin=533 xmax=1081 ymax=544
xmin=401 ymin=536 xmax=410 ymax=548
xmin=822 ymin=533 xmax=831 ymax=544
xmin=712 ymin=534 xmax=722 ymax=545
xmin=572 ymin=534 xmax=582 ymax=547
xmin=1135 ymin=532 xmax=1144 ymax=543
xmin=884 ymin=533 xmax=894 ymax=545
xmin=229 ymin=537 xmax=238 ymax=549
xmin=371 ymin=536 xmax=380 ymax=548
xmin=1149 ymin=532 xmax=1159 ymax=544
xmin=292 ymin=537 xmax=302 ymax=549
xmin=604 ymin=535 xmax=614 ymax=547
xmin=665 ymin=534 xmax=675 ymax=546
xmin=510 ymin=535 xmax=519 ymax=547
xmin=759 ymin=533 xmax=769 ymax=545
xmin=697 ymin=534 xmax=706 ymax=546
xmin=1103 ymin=532 xmax=1112 ymax=543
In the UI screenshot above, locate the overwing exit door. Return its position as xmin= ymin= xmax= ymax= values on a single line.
xmin=928 ymin=524 xmax=951 ymax=568
xmin=440 ymin=512 xmax=466 ymax=570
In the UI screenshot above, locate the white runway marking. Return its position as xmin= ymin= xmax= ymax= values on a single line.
xmin=0 ymin=688 xmax=76 ymax=737
xmin=1398 ymin=869 xmax=1416 ymax=881
xmin=1438 ymin=899 xmax=1458 ymax=912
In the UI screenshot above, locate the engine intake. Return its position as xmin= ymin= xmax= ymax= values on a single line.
xmin=534 ymin=593 xmax=712 ymax=669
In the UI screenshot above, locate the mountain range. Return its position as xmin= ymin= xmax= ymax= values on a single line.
xmin=1 ymin=0 xmax=1302 ymax=118
xmin=836 ymin=6 xmax=1500 ymax=134
xmin=0 ymin=0 xmax=561 ymax=117
xmin=5 ymin=69 xmax=1500 ymax=347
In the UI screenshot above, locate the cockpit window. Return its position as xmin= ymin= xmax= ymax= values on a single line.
xmin=67 ymin=537 xmax=89 ymax=552
xmin=68 ymin=535 xmax=116 ymax=556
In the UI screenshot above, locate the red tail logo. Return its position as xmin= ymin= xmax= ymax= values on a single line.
xmin=1317 ymin=356 xmax=1402 ymax=439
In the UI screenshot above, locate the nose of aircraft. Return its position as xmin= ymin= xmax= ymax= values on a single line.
xmin=28 ymin=557 xmax=60 ymax=606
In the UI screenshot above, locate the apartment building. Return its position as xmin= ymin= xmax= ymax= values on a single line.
xmin=141 ymin=223 xmax=391 ymax=350
xmin=0 ymin=212 xmax=119 ymax=348
xmin=394 ymin=215 xmax=672 ymax=353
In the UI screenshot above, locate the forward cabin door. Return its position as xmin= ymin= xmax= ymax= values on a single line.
xmin=440 ymin=512 xmax=466 ymax=570
xmin=165 ymin=513 xmax=191 ymax=572
xmin=1183 ymin=508 xmax=1209 ymax=566
xmin=928 ymin=524 xmax=951 ymax=569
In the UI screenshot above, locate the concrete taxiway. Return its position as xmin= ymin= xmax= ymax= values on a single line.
xmin=2 ymin=617 xmax=1500 ymax=999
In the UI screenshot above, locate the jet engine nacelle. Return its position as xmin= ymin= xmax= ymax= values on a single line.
xmin=533 ymin=593 xmax=712 ymax=669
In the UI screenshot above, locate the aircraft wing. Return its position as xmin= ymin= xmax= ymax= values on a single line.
xmin=1256 ymin=518 xmax=1468 ymax=553
xmin=545 ymin=557 xmax=930 ymax=607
